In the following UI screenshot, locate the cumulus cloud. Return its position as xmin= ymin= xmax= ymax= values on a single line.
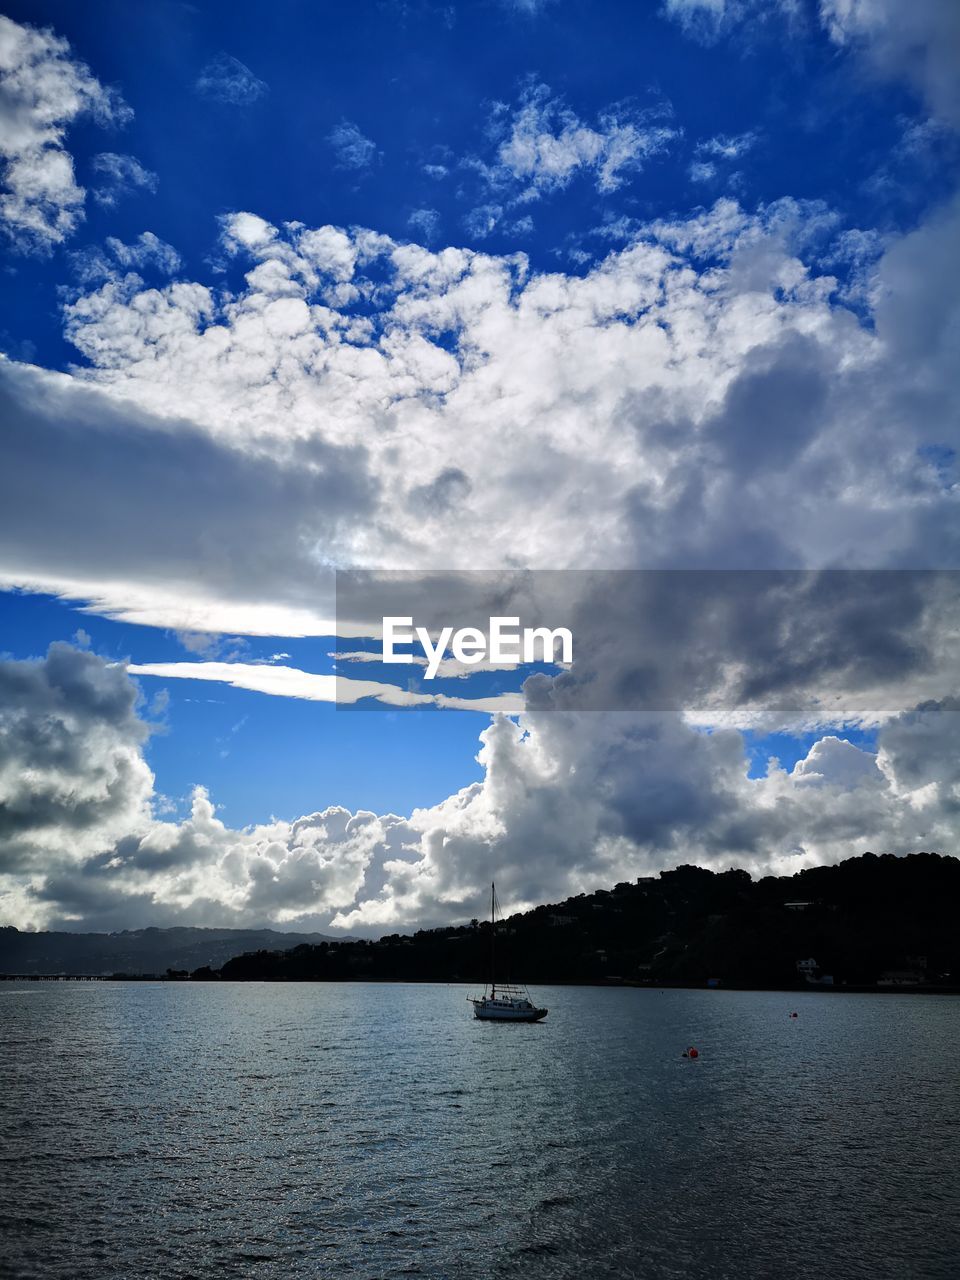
xmin=0 ymin=644 xmax=153 ymax=878
xmin=0 ymin=187 xmax=953 ymax=635
xmin=2 ymin=3 xmax=958 ymax=937
xmin=3 ymin=645 xmax=958 ymax=933
xmin=0 ymin=14 xmax=131 ymax=249
xmin=195 ymin=53 xmax=268 ymax=105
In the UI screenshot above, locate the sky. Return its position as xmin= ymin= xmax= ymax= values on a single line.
xmin=0 ymin=0 xmax=959 ymax=935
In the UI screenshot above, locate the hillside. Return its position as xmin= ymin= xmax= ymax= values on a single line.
xmin=218 ymin=853 xmax=960 ymax=988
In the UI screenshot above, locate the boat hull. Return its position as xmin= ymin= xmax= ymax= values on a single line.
xmin=471 ymin=999 xmax=548 ymax=1022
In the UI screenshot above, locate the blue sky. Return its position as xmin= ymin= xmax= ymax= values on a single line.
xmin=0 ymin=0 xmax=958 ymax=931
xmin=3 ymin=0 xmax=957 ymax=377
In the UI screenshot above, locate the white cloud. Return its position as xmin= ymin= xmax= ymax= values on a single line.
xmin=72 ymin=231 xmax=181 ymax=284
xmin=696 ymin=130 xmax=758 ymax=160
xmin=106 ymin=230 xmax=180 ymax=273
xmin=4 ymin=646 xmax=959 ymax=932
xmin=126 ymin=659 xmax=523 ymax=714
xmin=484 ymin=80 xmax=678 ymax=199
xmin=195 ymin=53 xmax=268 ymax=105
xmin=1 ymin=3 xmax=957 ymax=937
xmin=0 ymin=187 xmax=953 ymax=637
xmin=0 ymin=15 xmax=131 ymax=249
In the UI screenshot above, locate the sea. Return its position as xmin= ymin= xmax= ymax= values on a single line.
xmin=1 ymin=982 xmax=958 ymax=1279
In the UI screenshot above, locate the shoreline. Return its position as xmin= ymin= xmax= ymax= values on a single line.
xmin=3 ymin=973 xmax=959 ymax=995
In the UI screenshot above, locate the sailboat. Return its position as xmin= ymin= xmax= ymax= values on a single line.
xmin=470 ymin=882 xmax=548 ymax=1022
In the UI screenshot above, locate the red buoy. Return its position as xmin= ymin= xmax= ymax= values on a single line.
xmin=790 ymin=1011 xmax=798 ymax=1018
xmin=688 ymin=1046 xmax=699 ymax=1059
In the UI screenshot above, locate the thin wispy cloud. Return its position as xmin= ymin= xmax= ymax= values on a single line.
xmin=328 ymin=120 xmax=378 ymax=170
xmin=407 ymin=207 xmax=441 ymax=242
xmin=689 ymin=130 xmax=758 ymax=184
xmin=127 ymin=659 xmax=523 ymax=714
xmin=91 ymin=153 xmax=158 ymax=207
xmin=195 ymin=53 xmax=268 ymax=105
xmin=71 ymin=231 xmax=180 ymax=284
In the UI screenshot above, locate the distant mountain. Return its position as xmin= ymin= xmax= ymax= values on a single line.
xmin=0 ymin=925 xmax=346 ymax=976
xmin=218 ymin=852 xmax=960 ymax=989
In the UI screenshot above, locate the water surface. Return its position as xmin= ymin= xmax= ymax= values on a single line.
xmin=1 ymin=983 xmax=958 ymax=1278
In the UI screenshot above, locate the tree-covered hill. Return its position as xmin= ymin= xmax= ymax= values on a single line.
xmin=218 ymin=852 xmax=960 ymax=989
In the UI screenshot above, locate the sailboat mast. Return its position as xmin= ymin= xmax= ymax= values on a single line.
xmin=490 ymin=880 xmax=496 ymax=998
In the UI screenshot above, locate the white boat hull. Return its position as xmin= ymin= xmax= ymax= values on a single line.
xmin=471 ymin=997 xmax=548 ymax=1022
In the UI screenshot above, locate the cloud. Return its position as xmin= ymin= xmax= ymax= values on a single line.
xmin=72 ymin=231 xmax=181 ymax=284
xmin=91 ymin=152 xmax=158 ymax=207
xmin=500 ymin=0 xmax=556 ymax=13
xmin=0 ymin=355 xmax=375 ymax=635
xmin=462 ymin=202 xmax=503 ymax=237
xmin=195 ymin=53 xmax=268 ymax=105
xmin=0 ymin=644 xmax=153 ymax=876
xmin=689 ymin=161 xmax=718 ymax=183
xmin=0 ymin=15 xmax=131 ymax=249
xmin=691 ymin=130 xmax=759 ymax=182
xmin=328 ymin=120 xmax=378 ymax=171
xmin=665 ymin=0 xmax=960 ymax=128
xmin=696 ymin=131 xmax=759 ymax=160
xmin=661 ymin=0 xmax=804 ymax=43
xmin=0 ymin=186 xmax=956 ymax=637
xmin=407 ymin=207 xmax=441 ymax=242
xmin=107 ymin=230 xmax=180 ymax=273
xmin=4 ymin=645 xmax=959 ymax=933
xmin=820 ymin=0 xmax=960 ymax=128
xmin=126 ymin=659 xmax=523 ymax=713
xmin=481 ymin=80 xmax=678 ymax=199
